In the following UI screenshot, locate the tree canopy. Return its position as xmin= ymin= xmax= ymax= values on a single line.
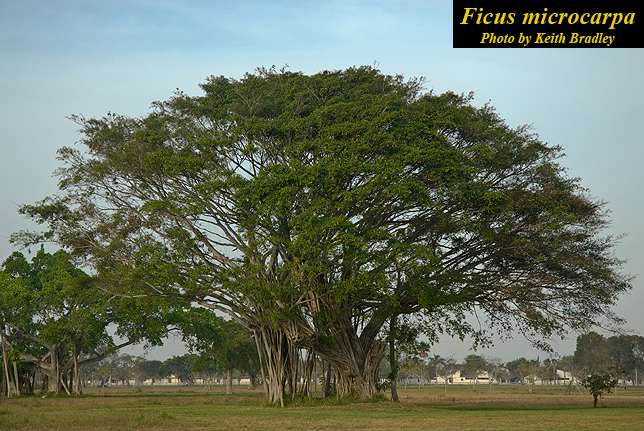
xmin=14 ymin=66 xmax=632 ymax=402
xmin=581 ymin=374 xmax=618 ymax=407
xmin=573 ymin=331 xmax=644 ymax=383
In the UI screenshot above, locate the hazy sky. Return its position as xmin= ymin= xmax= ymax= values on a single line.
xmin=1 ymin=0 xmax=642 ymax=362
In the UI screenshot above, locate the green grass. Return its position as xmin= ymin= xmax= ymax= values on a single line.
xmin=1 ymin=385 xmax=643 ymax=430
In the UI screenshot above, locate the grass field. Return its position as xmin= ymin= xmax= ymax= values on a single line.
xmin=1 ymin=384 xmax=643 ymax=430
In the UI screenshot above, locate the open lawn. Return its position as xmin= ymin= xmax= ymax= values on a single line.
xmin=1 ymin=384 xmax=643 ymax=430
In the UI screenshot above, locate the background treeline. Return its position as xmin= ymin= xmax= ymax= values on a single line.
xmin=17 ymin=330 xmax=642 ymax=397
xmin=387 ymin=332 xmax=644 ymax=393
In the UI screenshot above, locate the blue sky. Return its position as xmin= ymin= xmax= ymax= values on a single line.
xmin=1 ymin=0 xmax=642 ymax=362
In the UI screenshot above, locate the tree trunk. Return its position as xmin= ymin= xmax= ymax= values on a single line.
xmin=73 ymin=343 xmax=82 ymax=394
xmin=2 ymin=326 xmax=12 ymax=397
xmin=323 ymin=361 xmax=332 ymax=398
xmin=43 ymin=344 xmax=62 ymax=394
xmin=60 ymin=373 xmax=72 ymax=395
xmin=261 ymin=312 xmax=388 ymax=401
xmin=287 ymin=344 xmax=297 ymax=401
xmin=293 ymin=310 xmax=387 ymax=400
xmin=314 ymin=357 xmax=317 ymax=397
xmin=322 ymin=337 xmax=386 ymax=399
xmin=248 ymin=370 xmax=256 ymax=391
xmin=226 ymin=368 xmax=233 ymax=395
xmin=1 ymin=358 xmax=6 ymax=397
xmin=255 ymin=325 xmax=293 ymax=406
xmin=301 ymin=350 xmax=316 ymax=397
xmin=12 ymin=361 xmax=21 ymax=396
xmin=25 ymin=371 xmax=35 ymax=395
xmin=390 ymin=372 xmax=399 ymax=402
xmin=389 ymin=317 xmax=399 ymax=402
xmin=253 ymin=329 xmax=269 ymax=396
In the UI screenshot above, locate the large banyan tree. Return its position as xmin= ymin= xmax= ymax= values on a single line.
xmin=15 ymin=66 xmax=631 ymax=403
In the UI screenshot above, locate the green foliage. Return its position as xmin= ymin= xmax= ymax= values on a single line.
xmin=1 ymin=250 xmax=108 ymax=353
xmin=0 ymin=249 xmax=185 ymax=394
xmin=134 ymin=358 xmax=163 ymax=381
xmin=574 ymin=332 xmax=609 ymax=375
xmin=572 ymin=332 xmax=644 ymax=384
xmin=173 ymin=308 xmax=258 ymax=383
xmin=607 ymin=335 xmax=644 ymax=381
xmin=505 ymin=357 xmax=539 ymax=388
xmin=158 ymin=354 xmax=200 ymax=384
xmin=581 ymin=374 xmax=618 ymax=407
xmin=204 ymin=319 xmax=258 ymax=376
xmin=462 ymin=354 xmax=486 ymax=379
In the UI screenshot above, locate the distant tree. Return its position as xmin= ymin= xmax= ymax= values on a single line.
xmin=507 ymin=357 xmax=539 ymax=392
xmin=604 ymin=364 xmax=627 ymax=396
xmin=132 ymin=358 xmax=163 ymax=386
xmin=606 ymin=334 xmax=644 ymax=385
xmin=398 ymin=354 xmax=422 ymax=391
xmin=569 ymin=332 xmax=644 ymax=388
xmin=191 ymin=355 xmax=220 ymax=390
xmin=463 ymin=354 xmax=486 ymax=388
xmin=427 ymin=354 xmax=443 ymax=385
xmin=558 ymin=355 xmax=584 ymax=386
xmin=522 ymin=359 xmax=541 ymax=393
xmin=183 ymin=315 xmax=258 ymax=395
xmin=540 ymin=358 xmax=558 ymax=385
xmin=159 ymin=354 xmax=199 ymax=386
xmin=1 ymin=271 xmax=30 ymax=397
xmin=217 ymin=321 xmax=258 ymax=394
xmin=385 ymin=314 xmax=422 ymax=401
xmin=94 ymin=356 xmax=116 ymax=387
xmin=506 ymin=357 xmax=527 ymax=383
xmin=574 ymin=332 xmax=609 ymax=375
xmin=482 ymin=356 xmax=505 ymax=392
xmin=386 ymin=316 xmax=400 ymax=402
xmin=110 ymin=354 xmax=136 ymax=385
xmin=417 ymin=341 xmax=431 ymax=388
xmin=557 ymin=355 xmax=573 ymax=376
xmin=581 ymin=374 xmax=617 ymax=407
xmin=436 ymin=357 xmax=460 ymax=394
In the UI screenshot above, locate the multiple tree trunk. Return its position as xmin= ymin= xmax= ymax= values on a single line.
xmin=1 ymin=322 xmax=137 ymax=396
xmin=250 ymin=320 xmax=388 ymax=405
